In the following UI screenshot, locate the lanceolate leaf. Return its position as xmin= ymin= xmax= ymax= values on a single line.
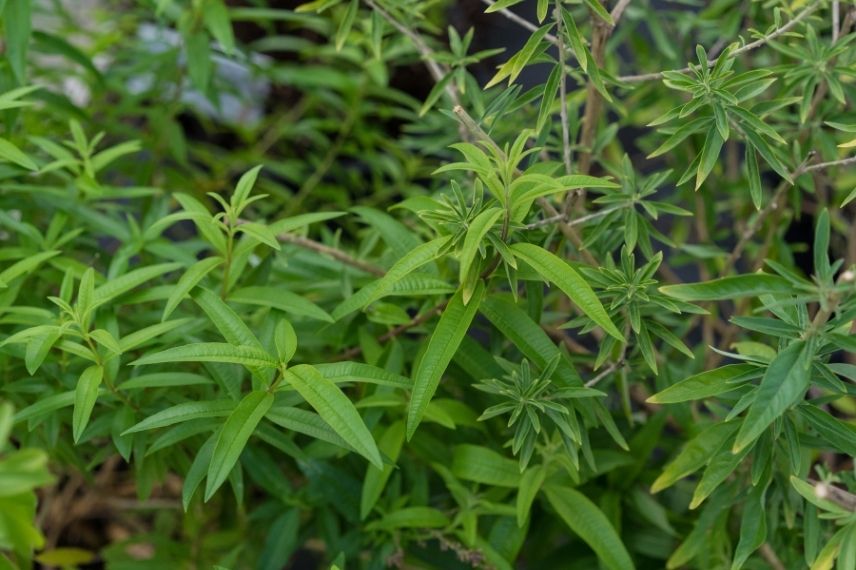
xmin=123 ymin=401 xmax=236 ymax=435
xmin=545 ymin=486 xmax=634 ymax=570
xmin=131 ymin=343 xmax=278 ymax=369
xmin=205 ymin=391 xmax=274 ymax=501
xmin=510 ymin=243 xmax=622 ymax=340
xmin=360 ymin=421 xmax=405 ymax=519
xmin=651 ymin=422 xmax=739 ymax=493
xmin=648 ymin=364 xmax=758 ymax=404
xmin=73 ymin=365 xmax=103 ymax=443
xmin=733 ymin=341 xmax=810 ymax=453
xmin=284 ymin=364 xmax=382 ymax=468
xmin=407 ymin=282 xmax=485 ymax=440
xmin=660 ymin=274 xmax=795 ymax=301
xmin=162 ymin=257 xmax=223 ymax=321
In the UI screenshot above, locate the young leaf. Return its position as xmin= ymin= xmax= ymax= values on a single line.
xmin=651 ymin=422 xmax=739 ymax=493
xmin=123 ymin=401 xmax=236 ymax=434
xmin=284 ymin=364 xmax=382 ymax=468
xmin=203 ymin=0 xmax=235 ymax=54
xmin=407 ymin=282 xmax=485 ymax=440
xmin=0 ymin=138 xmax=38 ymax=171
xmin=510 ymin=243 xmax=622 ymax=340
xmin=205 ymin=391 xmax=274 ymax=501
xmin=733 ymin=341 xmax=809 ymax=453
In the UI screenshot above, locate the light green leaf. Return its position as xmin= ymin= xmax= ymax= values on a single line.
xmin=651 ymin=422 xmax=739 ymax=493
xmin=123 ymin=400 xmax=235 ymax=434
xmin=486 ymin=24 xmax=552 ymax=88
xmin=237 ymin=222 xmax=281 ymax=250
xmin=229 ymin=286 xmax=333 ymax=322
xmin=733 ymin=341 xmax=809 ymax=453
xmin=335 ymin=0 xmax=358 ymax=51
xmin=582 ymin=0 xmax=613 ymax=25
xmin=452 ymin=444 xmax=521 ymax=487
xmin=365 ymin=507 xmax=449 ymax=531
xmin=194 ymin=289 xmax=264 ymax=349
xmin=205 ymin=391 xmax=274 ymax=501
xmin=203 ymin=0 xmax=235 ymax=53
xmin=746 ymin=147 xmax=762 ymax=210
xmin=660 ymin=274 xmax=795 ymax=301
xmin=0 ymin=138 xmax=37 ymax=170
xmin=545 ymin=485 xmax=634 ymax=570
xmin=407 ymin=282 xmax=484 ymax=439
xmin=284 ymin=364 xmax=382 ymax=468
xmin=163 ymin=257 xmax=223 ymax=320
xmin=130 ymin=343 xmax=278 ymax=368
xmin=73 ymin=365 xmax=103 ymax=443
xmin=92 ymin=263 xmax=180 ymax=308
xmin=332 ymin=236 xmax=451 ymax=320
xmin=517 ymin=465 xmax=546 ymax=527
xmin=648 ymin=364 xmax=757 ymax=404
xmin=511 ymin=243 xmax=622 ymax=340
xmin=458 ymin=207 xmax=502 ymax=295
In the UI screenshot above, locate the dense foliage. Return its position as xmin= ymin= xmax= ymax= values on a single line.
xmin=1 ymin=0 xmax=856 ymax=568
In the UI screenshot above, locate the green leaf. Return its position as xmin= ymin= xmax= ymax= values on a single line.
xmin=731 ymin=484 xmax=767 ymax=570
xmin=123 ymin=401 xmax=235 ymax=435
xmin=660 ymin=273 xmax=795 ymax=301
xmin=0 ymin=251 xmax=59 ymax=284
xmin=516 ymin=465 xmax=546 ymax=526
xmin=798 ymin=405 xmax=856 ymax=457
xmin=119 ymin=372 xmax=213 ymax=390
xmin=360 ymin=421 xmax=405 ymax=519
xmin=194 ymin=289 xmax=264 ymax=349
xmin=511 ymin=243 xmax=622 ymax=340
xmin=229 ymin=286 xmax=333 ymax=322
xmin=0 ymin=138 xmax=37 ymax=170
xmin=205 ymin=391 xmax=274 ymax=501
xmin=647 ymin=364 xmax=757 ymax=404
xmin=73 ymin=365 xmax=103 ymax=443
xmin=560 ymin=7 xmax=587 ymax=71
xmin=485 ymin=24 xmax=552 ymax=88
xmin=458 ymin=206 xmax=502 ymax=298
xmin=184 ymin=30 xmax=212 ymax=93
xmin=237 ymin=222 xmax=281 ymax=250
xmin=332 ymin=236 xmax=451 ymax=320
xmin=407 ymin=283 xmax=485 ymax=439
xmin=695 ymin=125 xmax=723 ymax=190
xmin=163 ymin=257 xmax=223 ymax=320
xmin=3 ymin=0 xmax=31 ymax=83
xmin=651 ymin=422 xmax=739 ymax=493
xmin=365 ymin=507 xmax=449 ymax=531
xmin=203 ymin=0 xmax=235 ymax=54
xmin=335 ymin=0 xmax=358 ymax=51
xmin=746 ymin=147 xmax=762 ymax=210
xmin=312 ymin=362 xmax=411 ymax=389
xmin=274 ymin=318 xmax=297 ymax=364
xmin=284 ymin=364 xmax=382 ymax=467
xmin=452 ymin=444 xmax=521 ymax=487
xmin=131 ymin=343 xmax=278 ymax=368
xmin=733 ymin=341 xmax=809 ymax=453
xmin=119 ymin=319 xmax=192 ymax=353
xmin=545 ymin=486 xmax=634 ymax=570
xmin=92 ymin=263 xmax=180 ymax=308
xmin=582 ymin=0 xmax=613 ymax=25
xmin=814 ymin=209 xmax=831 ymax=284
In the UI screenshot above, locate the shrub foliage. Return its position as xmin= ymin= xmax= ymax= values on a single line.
xmin=1 ymin=0 xmax=856 ymax=568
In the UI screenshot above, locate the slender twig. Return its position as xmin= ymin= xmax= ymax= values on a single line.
xmin=832 ymin=0 xmax=840 ymax=43
xmin=524 ymin=204 xmax=626 ymax=230
xmin=610 ymin=0 xmax=633 ymax=23
xmin=554 ymin=3 xmax=572 ymax=176
xmin=277 ymin=232 xmax=386 ymax=276
xmin=618 ymin=2 xmax=821 ymax=83
xmin=804 ymin=155 xmax=856 ymax=173
xmin=585 ymin=359 xmax=624 ymax=388
xmin=809 ymin=479 xmax=856 ymax=511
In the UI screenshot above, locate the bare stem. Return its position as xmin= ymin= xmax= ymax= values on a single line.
xmin=277 ymin=232 xmax=386 ymax=277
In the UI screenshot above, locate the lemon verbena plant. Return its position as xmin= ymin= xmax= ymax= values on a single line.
xmin=1 ymin=1 xmax=856 ymax=569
